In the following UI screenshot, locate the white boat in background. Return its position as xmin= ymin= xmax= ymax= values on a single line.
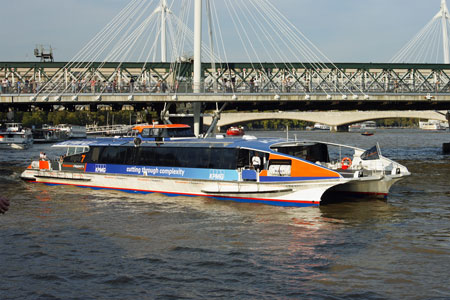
xmin=348 ymin=123 xmax=362 ymax=132
xmin=419 ymin=120 xmax=447 ymax=131
xmin=313 ymin=123 xmax=331 ymax=131
xmin=56 ymin=124 xmax=87 ymax=139
xmin=360 ymin=121 xmax=377 ymax=131
xmin=349 ymin=121 xmax=376 ymax=133
xmin=0 ymin=123 xmax=33 ymax=149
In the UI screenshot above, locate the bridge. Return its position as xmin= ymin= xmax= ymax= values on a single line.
xmin=203 ymin=111 xmax=448 ymax=131
xmin=1 ymin=62 xmax=450 ymax=112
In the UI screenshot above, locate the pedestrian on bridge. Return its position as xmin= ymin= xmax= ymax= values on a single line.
xmin=71 ymin=80 xmax=77 ymax=93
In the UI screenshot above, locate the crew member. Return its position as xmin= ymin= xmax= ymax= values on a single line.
xmin=252 ymin=153 xmax=262 ymax=172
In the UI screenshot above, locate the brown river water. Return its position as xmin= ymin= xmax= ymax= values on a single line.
xmin=0 ymin=129 xmax=449 ymax=299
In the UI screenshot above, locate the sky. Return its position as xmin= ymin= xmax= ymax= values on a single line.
xmin=0 ymin=0 xmax=442 ymax=63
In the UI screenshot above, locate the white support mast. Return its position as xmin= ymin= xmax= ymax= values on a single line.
xmin=161 ymin=0 xmax=167 ymax=62
xmin=193 ymin=0 xmax=202 ymax=136
xmin=436 ymin=0 xmax=450 ymax=63
xmin=194 ymin=0 xmax=202 ymax=93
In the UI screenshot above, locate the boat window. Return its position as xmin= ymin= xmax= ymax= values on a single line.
xmin=82 ymin=146 xmax=240 ymax=170
xmin=140 ymin=127 xmax=194 ymax=138
xmin=237 ymin=149 xmax=250 ymax=168
xmin=67 ymin=147 xmax=76 ymax=156
xmin=164 ymin=128 xmax=194 ymax=138
xmin=99 ymin=147 xmax=130 ymax=164
xmin=209 ymin=148 xmax=238 ymax=169
xmin=274 ymin=143 xmax=330 ymax=163
xmin=66 ymin=146 xmax=89 ymax=156
xmin=90 ymin=146 xmax=102 ymax=163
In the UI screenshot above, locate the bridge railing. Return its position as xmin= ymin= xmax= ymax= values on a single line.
xmin=2 ymin=62 xmax=450 ymax=96
xmin=0 ymin=80 xmax=448 ymax=95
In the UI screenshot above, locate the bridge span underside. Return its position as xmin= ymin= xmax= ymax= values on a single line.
xmin=1 ymin=62 xmax=450 ymax=112
xmin=203 ymin=111 xmax=448 ymax=129
xmin=1 ymin=94 xmax=449 ymax=113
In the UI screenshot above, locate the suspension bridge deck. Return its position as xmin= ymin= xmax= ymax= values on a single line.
xmin=1 ymin=62 xmax=450 ymax=111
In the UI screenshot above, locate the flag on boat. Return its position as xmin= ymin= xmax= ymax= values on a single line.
xmin=361 ymin=145 xmax=380 ymax=160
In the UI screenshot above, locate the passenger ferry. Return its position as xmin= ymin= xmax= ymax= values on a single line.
xmin=0 ymin=123 xmax=33 ymax=149
xmin=21 ymin=124 xmax=410 ymax=207
xmin=419 ymin=120 xmax=446 ymax=131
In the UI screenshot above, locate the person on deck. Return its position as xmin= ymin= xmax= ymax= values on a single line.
xmin=252 ymin=153 xmax=262 ymax=172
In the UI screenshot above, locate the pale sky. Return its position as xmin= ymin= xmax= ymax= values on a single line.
xmin=0 ymin=0 xmax=441 ymax=62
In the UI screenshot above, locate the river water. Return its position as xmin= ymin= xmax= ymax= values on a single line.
xmin=0 ymin=129 xmax=449 ymax=299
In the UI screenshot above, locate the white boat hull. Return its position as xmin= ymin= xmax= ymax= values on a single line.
xmin=21 ymin=168 xmax=351 ymax=207
xmin=0 ymin=141 xmax=33 ymax=150
xmin=328 ymin=174 xmax=405 ymax=198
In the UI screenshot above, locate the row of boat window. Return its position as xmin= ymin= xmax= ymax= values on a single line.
xmin=65 ymin=146 xmax=262 ymax=170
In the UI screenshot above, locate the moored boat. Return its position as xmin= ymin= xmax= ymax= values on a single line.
xmin=0 ymin=123 xmax=33 ymax=149
xmin=33 ymin=125 xmax=68 ymax=143
xmin=419 ymin=120 xmax=446 ymax=131
xmin=21 ymin=125 xmax=410 ymax=206
xmin=313 ymin=123 xmax=331 ymax=131
xmin=55 ymin=124 xmax=87 ymax=139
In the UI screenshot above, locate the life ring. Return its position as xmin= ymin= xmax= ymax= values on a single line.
xmin=341 ymin=157 xmax=352 ymax=170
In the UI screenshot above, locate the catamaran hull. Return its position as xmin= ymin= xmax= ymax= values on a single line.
xmin=21 ymin=169 xmax=349 ymax=207
xmin=327 ymin=174 xmax=405 ymax=198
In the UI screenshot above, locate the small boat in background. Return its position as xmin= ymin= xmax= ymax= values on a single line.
xmin=226 ymin=126 xmax=245 ymax=136
xmin=361 ymin=131 xmax=374 ymax=136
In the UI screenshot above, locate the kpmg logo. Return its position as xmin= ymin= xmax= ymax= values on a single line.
xmin=95 ymin=164 xmax=107 ymax=173
xmin=209 ymin=170 xmax=225 ymax=180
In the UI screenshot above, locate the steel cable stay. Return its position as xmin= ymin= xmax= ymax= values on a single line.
xmin=258 ymin=0 xmax=367 ymax=98
xmin=36 ymin=0 xmax=144 ymax=97
xmin=39 ymin=0 xmax=151 ymax=97
xmin=248 ymin=0 xmax=335 ymax=96
xmin=391 ymin=0 xmax=450 ymax=63
xmin=31 ymin=0 xmax=412 ymax=101
xmin=241 ymin=0 xmax=304 ymax=94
